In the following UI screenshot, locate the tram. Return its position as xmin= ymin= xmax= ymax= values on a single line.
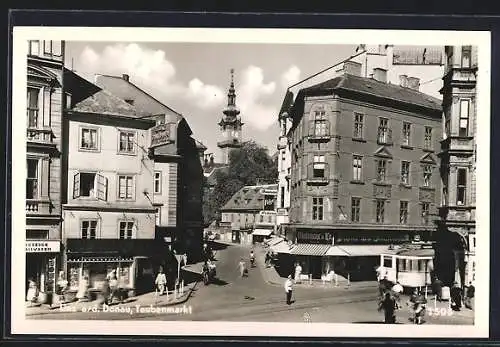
xmin=379 ymin=243 xmax=434 ymax=289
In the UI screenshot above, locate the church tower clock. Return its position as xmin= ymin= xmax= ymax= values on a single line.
xmin=217 ymin=68 xmax=243 ymax=165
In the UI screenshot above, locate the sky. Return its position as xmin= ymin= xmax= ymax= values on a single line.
xmin=65 ymin=42 xmax=356 ymax=157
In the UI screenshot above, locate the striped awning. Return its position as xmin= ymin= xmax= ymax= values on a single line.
xmin=270 ymin=241 xmax=291 ymax=254
xmin=325 ymin=246 xmax=349 ymax=256
xmin=338 ymin=245 xmax=391 ymax=257
xmin=67 ymin=256 xmax=134 ymax=263
xmin=252 ymin=229 xmax=273 ymax=236
xmin=290 ymin=243 xmax=330 ymax=256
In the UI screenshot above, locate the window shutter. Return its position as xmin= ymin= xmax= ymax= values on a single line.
xmin=73 ymin=172 xmax=80 ymax=198
xmin=96 ymin=173 xmax=108 ymax=201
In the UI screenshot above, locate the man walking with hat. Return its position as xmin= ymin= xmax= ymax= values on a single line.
xmin=285 ymin=275 xmax=294 ymax=305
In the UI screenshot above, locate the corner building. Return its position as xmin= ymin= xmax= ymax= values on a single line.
xmin=284 ymin=69 xmax=442 ymax=280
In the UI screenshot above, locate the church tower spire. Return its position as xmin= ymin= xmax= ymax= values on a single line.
xmin=217 ymin=68 xmax=244 ymax=165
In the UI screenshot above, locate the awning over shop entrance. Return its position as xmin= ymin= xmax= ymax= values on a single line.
xmin=325 ymin=246 xmax=349 ymax=256
xmin=267 ymin=237 xmax=285 ymax=247
xmin=252 ymin=229 xmax=273 ymax=236
xmin=270 ymin=241 xmax=291 ymax=254
xmin=338 ymin=245 xmax=392 ymax=257
xmin=290 ymin=244 xmax=330 ymax=256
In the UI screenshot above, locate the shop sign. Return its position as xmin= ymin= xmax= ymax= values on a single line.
xmin=263 ymin=195 xmax=275 ymax=211
xmin=26 ymin=240 xmax=60 ymax=253
xmin=297 ymin=231 xmax=334 ymax=244
xmin=151 ymin=123 xmax=173 ymax=147
xmin=259 ymin=210 xmax=276 ymax=216
xmin=335 ymin=233 xmax=411 ymax=245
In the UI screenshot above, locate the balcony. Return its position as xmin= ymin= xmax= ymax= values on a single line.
xmin=440 ymin=136 xmax=474 ymax=154
xmin=439 ymin=205 xmax=476 ymax=223
xmin=373 ymin=183 xmax=392 ymax=198
xmin=27 ymin=127 xmax=54 ymax=145
xmin=277 ymin=135 xmax=288 ymax=150
xmin=306 ymin=163 xmax=329 ymax=185
xmin=308 ymin=120 xmax=331 ymax=142
xmin=26 ymin=199 xmax=51 ymax=214
xmin=444 ymin=67 xmax=477 ymax=86
xmin=377 ymin=128 xmax=393 ymax=145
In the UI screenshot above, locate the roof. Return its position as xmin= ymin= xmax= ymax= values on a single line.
xmin=195 ymin=140 xmax=207 ymax=150
xmin=221 ymin=184 xmax=278 ymax=211
xmin=299 ymin=73 xmax=442 ymax=112
xmin=71 ymin=88 xmax=152 ymax=118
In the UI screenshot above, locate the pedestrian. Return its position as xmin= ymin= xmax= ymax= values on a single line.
xmin=378 ymin=292 xmax=397 ymax=324
xmin=285 ymin=275 xmax=294 ymax=305
xmin=155 ymin=267 xmax=167 ymax=295
xmin=107 ymin=269 xmax=119 ymax=303
xmin=432 ymin=277 xmax=443 ymax=301
xmin=465 ymin=281 xmax=475 ymax=310
xmin=237 ymin=258 xmax=247 ymax=278
xmin=378 ymin=276 xmax=391 ymax=299
xmin=76 ymin=275 xmax=89 ymax=301
xmin=375 ymin=265 xmax=384 ymax=282
xmin=265 ymin=251 xmax=270 ymax=267
xmin=450 ymin=281 xmax=463 ymax=311
xmin=391 ymin=281 xmax=404 ymax=308
xmin=294 ymin=263 xmax=302 ymax=283
xmin=26 ymin=278 xmax=38 ymax=305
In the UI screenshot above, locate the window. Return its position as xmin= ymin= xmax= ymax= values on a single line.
xmin=424 ymin=127 xmax=432 ymax=150
xmin=27 ymin=88 xmax=39 ymax=128
xmin=313 ymin=110 xmax=328 ymax=136
xmin=378 ymin=118 xmax=389 ymax=143
xmin=351 ymin=197 xmax=360 ymax=222
xmin=376 ymin=199 xmax=385 ymax=223
xmin=281 ymin=150 xmax=286 ymax=161
xmin=155 ymin=208 xmax=161 ymax=225
xmin=353 ymin=112 xmax=364 ymax=139
xmin=459 ymin=99 xmax=470 ymax=137
xmin=80 ymin=128 xmax=98 ymax=150
xmin=118 ymin=175 xmax=134 ymax=200
xmin=28 ymin=40 xmax=40 ymax=55
xmin=377 ymin=159 xmax=387 ymax=182
xmin=401 ymin=161 xmax=410 ymax=185
xmin=313 ymin=155 xmax=326 ymax=178
xmin=154 ymin=171 xmax=162 ymax=194
xmin=457 ymin=168 xmax=467 ymax=205
xmin=461 ymin=46 xmax=472 ymax=68
xmin=26 ymin=159 xmax=38 ymax=199
xmin=280 ymin=186 xmax=285 ymax=208
xmin=312 ymin=197 xmax=324 ymax=220
xmin=81 ymin=220 xmax=98 ymax=239
xmin=383 ymin=256 xmax=392 ymax=268
xmin=26 ymin=230 xmax=49 ymax=239
xmin=400 ymin=201 xmax=409 ymax=224
xmin=402 ymin=122 xmax=411 ymax=146
xmin=43 ymin=41 xmax=62 ymax=56
xmin=423 ymin=165 xmax=432 ymax=187
xmin=119 ymin=221 xmax=134 ymax=239
xmin=119 ymin=131 xmax=136 ymax=154
xmin=352 ymin=155 xmax=362 ymax=181
xmin=73 ymin=172 xmax=107 ymax=200
xmin=421 ymin=203 xmax=430 ymax=224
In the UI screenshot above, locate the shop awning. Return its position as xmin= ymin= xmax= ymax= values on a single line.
xmin=290 ymin=243 xmax=330 ymax=256
xmin=270 ymin=241 xmax=291 ymax=254
xmin=325 ymin=246 xmax=350 ymax=256
xmin=252 ymin=229 xmax=273 ymax=236
xmin=267 ymin=237 xmax=285 ymax=247
xmin=338 ymin=245 xmax=392 ymax=257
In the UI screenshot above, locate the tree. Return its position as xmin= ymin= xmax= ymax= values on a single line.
xmin=202 ymin=141 xmax=277 ymax=224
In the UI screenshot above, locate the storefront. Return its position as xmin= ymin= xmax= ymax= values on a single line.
xmin=25 ymin=240 xmax=61 ymax=301
xmin=252 ymin=228 xmax=273 ymax=244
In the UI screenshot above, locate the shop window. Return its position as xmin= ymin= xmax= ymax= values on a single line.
xmin=73 ymin=172 xmax=108 ymax=200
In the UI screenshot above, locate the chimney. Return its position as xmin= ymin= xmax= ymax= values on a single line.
xmin=399 ymin=74 xmax=408 ymax=88
xmin=372 ymin=68 xmax=387 ymax=83
xmin=122 ymin=74 xmax=130 ymax=82
xmin=407 ymin=77 xmax=420 ymax=91
xmin=343 ymin=61 xmax=362 ymax=77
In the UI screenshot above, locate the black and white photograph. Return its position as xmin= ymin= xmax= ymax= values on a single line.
xmin=10 ymin=27 xmax=490 ymax=338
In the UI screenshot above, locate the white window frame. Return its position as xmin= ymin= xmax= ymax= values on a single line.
xmin=402 ymin=122 xmax=411 ymax=146
xmin=377 ymin=159 xmax=387 ymax=182
xmin=117 ymin=175 xmax=135 ymax=201
xmin=353 ymin=112 xmax=364 ymax=139
xmin=401 ymin=161 xmax=410 ymax=185
xmin=154 ymin=171 xmax=162 ymax=194
xmin=73 ymin=171 xmax=108 ymax=200
xmin=457 ymin=168 xmax=467 ymax=206
xmin=424 ymin=127 xmax=433 ymax=150
xmin=376 ymin=199 xmax=385 ymax=223
xmin=118 ymin=129 xmax=137 ymax=155
xmin=26 ymin=158 xmax=39 ymax=200
xmin=423 ymin=165 xmax=432 ymax=187
xmin=80 ymin=219 xmax=99 ymax=239
xmin=352 ymin=155 xmax=363 ymax=181
xmin=28 ymin=40 xmax=40 ymax=56
xmin=79 ymin=126 xmax=100 ymax=151
xmin=27 ymin=87 xmax=41 ymax=128
xmin=312 ymin=197 xmax=324 ymax=221
xmin=400 ymin=201 xmax=409 ymax=224
xmin=459 ymin=99 xmax=470 ymax=137
xmin=118 ymin=220 xmax=135 ymax=239
xmin=313 ymin=155 xmax=326 ymax=178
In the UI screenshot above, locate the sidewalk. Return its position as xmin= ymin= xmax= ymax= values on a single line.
xmin=254 ymin=246 xmax=376 ymax=291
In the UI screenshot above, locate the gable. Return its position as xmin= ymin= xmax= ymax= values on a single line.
xmin=374 ymin=146 xmax=393 ymax=159
xmin=420 ymin=152 xmax=437 ymax=164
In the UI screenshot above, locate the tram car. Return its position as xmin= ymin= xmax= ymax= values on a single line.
xmin=379 ymin=243 xmax=434 ymax=289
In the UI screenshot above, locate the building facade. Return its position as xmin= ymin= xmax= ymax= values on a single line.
xmin=282 ymin=70 xmax=442 ymax=280
xmin=62 ymin=71 xmax=164 ymax=296
xmin=436 ymin=45 xmax=478 ymax=287
xmin=26 ymin=40 xmax=65 ymax=301
xmin=220 ymin=184 xmax=278 ymax=245
xmin=95 ymin=73 xmax=205 ymax=263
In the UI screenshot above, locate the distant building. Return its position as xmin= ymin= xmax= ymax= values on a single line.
xmin=62 ymin=70 xmax=163 ymax=296
xmin=436 ymin=45 xmax=478 ymax=287
xmin=220 ymin=184 xmax=278 ymax=245
xmin=25 ymin=40 xmax=65 ymax=300
xmin=281 ymin=69 xmax=442 ymax=280
xmin=95 ymin=73 xmax=205 ymax=262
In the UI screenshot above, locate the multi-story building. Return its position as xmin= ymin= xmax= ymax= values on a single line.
xmin=94 ymin=73 xmax=205 ymax=263
xmin=220 ymin=184 xmax=278 ymax=245
xmin=276 ymin=45 xmax=445 ymax=240
xmin=436 ymin=45 xmax=478 ymax=287
xmin=61 ymin=70 xmax=164 ymax=296
xmin=281 ymin=68 xmax=442 ymax=280
xmin=25 ymin=40 xmax=65 ymax=301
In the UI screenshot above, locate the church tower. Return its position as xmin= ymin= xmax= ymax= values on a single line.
xmin=217 ymin=68 xmax=243 ymax=165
